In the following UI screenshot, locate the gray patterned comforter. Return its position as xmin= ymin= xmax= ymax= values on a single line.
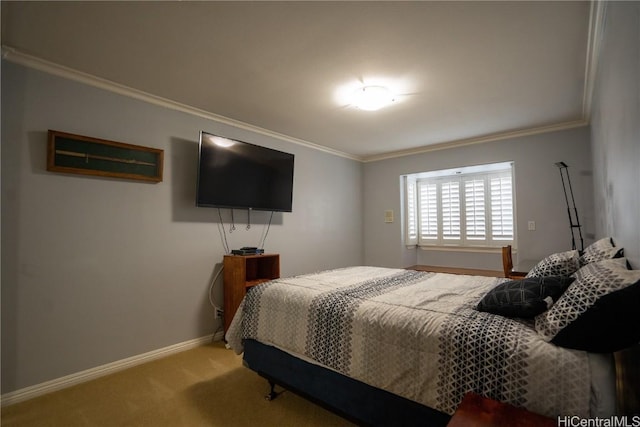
xmin=226 ymin=266 xmax=592 ymax=417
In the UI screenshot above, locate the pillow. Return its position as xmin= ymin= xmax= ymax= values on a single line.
xmin=534 ymin=258 xmax=640 ymax=352
xmin=477 ymin=276 xmax=575 ymax=318
xmin=525 ymin=250 xmax=580 ymax=278
xmin=579 ymin=237 xmax=624 ymax=266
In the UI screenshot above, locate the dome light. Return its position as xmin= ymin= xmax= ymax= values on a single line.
xmin=352 ymin=85 xmax=395 ymax=111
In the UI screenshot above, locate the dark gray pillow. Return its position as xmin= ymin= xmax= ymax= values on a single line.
xmin=477 ymin=276 xmax=575 ymax=318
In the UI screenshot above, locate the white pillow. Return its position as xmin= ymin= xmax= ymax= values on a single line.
xmin=525 ymin=250 xmax=580 ymax=278
xmin=579 ymin=237 xmax=624 ymax=266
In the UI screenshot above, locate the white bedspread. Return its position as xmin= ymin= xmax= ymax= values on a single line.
xmin=226 ymin=266 xmax=595 ymax=417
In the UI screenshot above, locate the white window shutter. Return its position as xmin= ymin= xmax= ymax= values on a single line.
xmin=418 ymin=181 xmax=438 ymax=242
xmin=490 ymin=173 xmax=514 ymax=241
xmin=406 ymin=162 xmax=514 ymax=248
xmin=464 ymin=178 xmax=486 ymax=242
xmin=440 ymin=180 xmax=460 ymax=241
xmin=405 ymin=177 xmax=418 ymax=245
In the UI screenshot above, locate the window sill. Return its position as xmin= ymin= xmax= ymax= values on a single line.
xmin=415 ymin=245 xmax=507 ymax=254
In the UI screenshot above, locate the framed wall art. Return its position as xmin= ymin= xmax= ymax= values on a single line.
xmin=47 ymin=130 xmax=163 ymax=183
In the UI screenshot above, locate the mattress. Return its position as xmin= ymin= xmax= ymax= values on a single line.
xmin=226 ymin=266 xmax=615 ymax=417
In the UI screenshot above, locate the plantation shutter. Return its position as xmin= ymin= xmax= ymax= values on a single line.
xmin=490 ymin=172 xmax=514 ymax=241
xmin=405 ymin=177 xmax=418 ymax=245
xmin=404 ymin=162 xmax=513 ymax=248
xmin=418 ymin=181 xmax=438 ymax=243
xmin=440 ymin=180 xmax=460 ymax=241
xmin=464 ymin=178 xmax=487 ymax=243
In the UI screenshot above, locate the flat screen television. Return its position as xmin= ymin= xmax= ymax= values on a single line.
xmin=196 ymin=131 xmax=295 ymax=212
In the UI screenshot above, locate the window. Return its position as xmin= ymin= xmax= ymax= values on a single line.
xmin=404 ymin=162 xmax=514 ymax=248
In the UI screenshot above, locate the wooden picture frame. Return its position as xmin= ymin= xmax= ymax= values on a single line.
xmin=47 ymin=130 xmax=164 ymax=183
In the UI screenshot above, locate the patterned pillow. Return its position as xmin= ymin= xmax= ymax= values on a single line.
xmin=477 ymin=276 xmax=575 ymax=318
xmin=534 ymin=258 xmax=640 ymax=352
xmin=579 ymin=237 xmax=624 ymax=266
xmin=525 ymin=250 xmax=580 ymax=278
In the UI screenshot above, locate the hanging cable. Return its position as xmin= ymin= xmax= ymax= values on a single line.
xmin=208 ymin=266 xmax=224 ymax=308
xmin=229 ymin=209 xmax=236 ymax=233
xmin=246 ymin=208 xmax=252 ymax=230
xmin=259 ymin=211 xmax=275 ymax=249
xmin=217 ymin=208 xmax=230 ymax=254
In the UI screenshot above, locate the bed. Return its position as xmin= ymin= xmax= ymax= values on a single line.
xmin=226 ymin=263 xmax=628 ymax=425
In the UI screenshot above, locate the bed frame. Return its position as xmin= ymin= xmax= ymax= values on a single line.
xmin=243 ymin=339 xmax=451 ymax=427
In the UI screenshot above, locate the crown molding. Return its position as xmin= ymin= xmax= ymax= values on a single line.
xmin=1 ymin=45 xmax=361 ymax=162
xmin=362 ymin=119 xmax=589 ymax=163
xmin=4 ymin=9 xmax=601 ymax=166
xmin=582 ymin=0 xmax=607 ymax=120
xmin=364 ymin=1 xmax=602 ymax=163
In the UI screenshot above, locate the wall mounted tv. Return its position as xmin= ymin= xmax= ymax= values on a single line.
xmin=196 ymin=131 xmax=295 ymax=212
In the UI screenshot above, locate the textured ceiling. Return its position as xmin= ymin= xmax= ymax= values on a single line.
xmin=2 ymin=1 xmax=592 ymax=160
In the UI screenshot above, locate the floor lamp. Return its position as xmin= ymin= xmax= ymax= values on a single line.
xmin=555 ymin=162 xmax=584 ymax=252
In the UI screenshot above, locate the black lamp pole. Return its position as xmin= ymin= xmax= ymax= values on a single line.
xmin=554 ymin=162 xmax=584 ymax=252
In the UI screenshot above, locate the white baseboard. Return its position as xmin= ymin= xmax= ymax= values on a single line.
xmin=1 ymin=332 xmax=225 ymax=407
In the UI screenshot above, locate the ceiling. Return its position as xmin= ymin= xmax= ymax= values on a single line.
xmin=2 ymin=1 xmax=595 ymax=161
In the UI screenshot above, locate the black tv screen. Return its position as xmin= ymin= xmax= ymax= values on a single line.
xmin=196 ymin=131 xmax=294 ymax=212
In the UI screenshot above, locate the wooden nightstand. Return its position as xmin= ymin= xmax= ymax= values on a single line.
xmin=222 ymin=254 xmax=280 ymax=332
xmin=447 ymin=392 xmax=556 ymax=427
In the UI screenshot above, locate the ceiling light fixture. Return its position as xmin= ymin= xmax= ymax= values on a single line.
xmin=352 ymin=85 xmax=395 ymax=111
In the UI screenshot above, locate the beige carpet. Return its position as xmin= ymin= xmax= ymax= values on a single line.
xmin=1 ymin=341 xmax=355 ymax=426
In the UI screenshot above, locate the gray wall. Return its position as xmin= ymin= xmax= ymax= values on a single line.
xmin=590 ymin=1 xmax=640 ymax=269
xmin=1 ymin=61 xmax=364 ymax=393
xmin=590 ymin=3 xmax=640 ymax=415
xmin=363 ymin=126 xmax=595 ymax=270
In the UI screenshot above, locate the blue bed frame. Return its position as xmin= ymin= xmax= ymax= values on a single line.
xmin=243 ymin=339 xmax=451 ymax=426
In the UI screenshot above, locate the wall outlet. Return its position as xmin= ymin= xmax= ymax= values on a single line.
xmin=528 ymin=221 xmax=536 ymax=231
xmin=214 ymin=308 xmax=224 ymax=319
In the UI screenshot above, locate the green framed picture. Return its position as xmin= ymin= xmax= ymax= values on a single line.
xmin=47 ymin=130 xmax=164 ymax=183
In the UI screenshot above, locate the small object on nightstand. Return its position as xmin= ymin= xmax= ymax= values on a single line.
xmin=447 ymin=392 xmax=556 ymax=427
xmin=231 ymin=247 xmax=264 ymax=255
